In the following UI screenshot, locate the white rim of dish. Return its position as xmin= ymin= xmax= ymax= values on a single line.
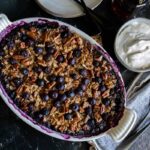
xmin=114 ymin=17 xmax=150 ymax=73
xmin=35 ymin=0 xmax=103 ymax=18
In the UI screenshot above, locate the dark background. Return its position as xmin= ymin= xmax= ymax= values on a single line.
xmin=1 ymin=0 xmax=149 ymax=149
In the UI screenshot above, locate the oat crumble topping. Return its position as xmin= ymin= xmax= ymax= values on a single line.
xmin=0 ymin=21 xmax=124 ymax=136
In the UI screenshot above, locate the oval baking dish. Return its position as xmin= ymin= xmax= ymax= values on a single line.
xmin=0 ymin=14 xmax=137 ymax=142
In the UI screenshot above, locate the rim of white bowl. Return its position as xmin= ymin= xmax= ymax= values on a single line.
xmin=35 ymin=0 xmax=103 ymax=18
xmin=114 ymin=17 xmax=150 ymax=73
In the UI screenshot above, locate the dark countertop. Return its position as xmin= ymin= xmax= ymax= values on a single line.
xmin=1 ymin=0 xmax=149 ymax=149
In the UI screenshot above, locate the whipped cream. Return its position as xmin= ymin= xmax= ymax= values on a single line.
xmin=116 ymin=20 xmax=150 ymax=70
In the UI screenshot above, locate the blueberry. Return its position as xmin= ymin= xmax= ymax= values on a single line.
xmin=59 ymin=94 xmax=67 ymax=102
xmin=35 ymin=41 xmax=43 ymax=45
xmin=13 ymin=98 xmax=20 ymax=107
xmin=117 ymin=102 xmax=124 ymax=111
xmin=3 ymin=76 xmax=9 ymax=83
xmin=28 ymin=40 xmax=35 ymax=47
xmin=60 ymin=25 xmax=68 ymax=31
xmin=30 ymin=21 xmax=38 ymax=27
xmin=33 ymin=111 xmax=43 ymax=122
xmin=70 ymin=73 xmax=78 ymax=80
xmin=43 ymin=54 xmax=51 ymax=61
xmin=28 ymin=103 xmax=34 ymax=112
xmin=102 ymin=98 xmax=111 ymax=106
xmin=87 ymin=119 xmax=95 ymax=128
xmin=35 ymin=47 xmax=43 ymax=54
xmin=9 ymin=90 xmax=16 ymax=99
xmin=79 ymin=84 xmax=86 ymax=91
xmin=64 ymin=113 xmax=72 ymax=120
xmin=75 ymin=87 xmax=83 ymax=96
xmin=99 ymin=120 xmax=106 ymax=130
xmin=68 ymin=58 xmax=76 ymax=66
xmin=89 ymin=98 xmax=96 ymax=105
xmin=79 ymin=69 xmax=88 ymax=77
xmin=110 ymin=89 xmax=115 ymax=95
xmin=40 ymin=108 xmax=49 ymax=116
xmin=0 ymin=50 xmax=5 ymax=56
xmin=45 ymin=42 xmax=51 ymax=47
xmin=66 ymin=89 xmax=75 ymax=98
xmin=95 ymin=127 xmax=101 ymax=134
xmin=73 ymin=48 xmax=81 ymax=58
xmin=41 ymin=93 xmax=49 ymax=101
xmin=48 ymin=21 xmax=59 ymax=28
xmin=49 ymin=91 xmax=59 ymax=99
xmin=0 ymin=60 xmax=4 ymax=68
xmin=82 ymin=78 xmax=90 ymax=85
xmin=1 ymin=77 xmax=9 ymax=86
xmin=61 ymin=31 xmax=69 ymax=39
xmin=33 ymin=66 xmax=42 ymax=73
xmin=13 ymin=77 xmax=22 ymax=86
xmin=43 ymin=67 xmax=51 ymax=74
xmin=115 ymin=97 xmax=122 ymax=104
xmin=17 ymin=31 xmax=23 ymax=38
xmin=54 ymin=101 xmax=61 ymax=108
xmin=56 ymin=76 xmax=65 ymax=83
xmin=72 ymin=103 xmax=79 ymax=112
xmin=48 ymin=74 xmax=56 ymax=82
xmin=0 ymin=40 xmax=6 ymax=48
xmin=78 ymin=130 xmax=85 ymax=135
xmin=46 ymin=46 xmax=56 ymax=55
xmin=95 ymin=77 xmax=102 ymax=84
xmin=20 ymin=50 xmax=29 ymax=57
xmin=99 ymin=85 xmax=106 ymax=92
xmin=93 ymin=61 xmax=100 ymax=67
xmin=85 ymin=107 xmax=92 ymax=115
xmin=21 ymin=68 xmax=29 ymax=75
xmin=101 ymin=113 xmax=109 ymax=121
xmin=112 ymin=106 xmax=121 ymax=112
xmin=22 ymin=92 xmax=30 ymax=99
xmin=39 ymin=26 xmax=47 ymax=32
xmin=7 ymin=41 xmax=14 ymax=49
xmin=9 ymin=58 xmax=17 ymax=65
xmin=60 ymin=26 xmax=69 ymax=38
xmin=36 ymin=79 xmax=45 ymax=87
xmin=43 ymin=122 xmax=51 ymax=128
xmin=56 ymin=83 xmax=65 ymax=91
xmin=21 ymin=34 xmax=28 ymax=42
xmin=94 ymin=50 xmax=101 ymax=57
xmin=56 ymin=55 xmax=65 ymax=63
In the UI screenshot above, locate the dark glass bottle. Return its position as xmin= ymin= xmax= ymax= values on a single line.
xmin=111 ymin=0 xmax=148 ymax=20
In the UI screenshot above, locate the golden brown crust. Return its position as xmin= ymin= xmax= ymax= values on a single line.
xmin=0 ymin=21 xmax=124 ymax=136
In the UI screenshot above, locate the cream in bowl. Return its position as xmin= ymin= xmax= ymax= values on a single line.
xmin=115 ymin=18 xmax=150 ymax=72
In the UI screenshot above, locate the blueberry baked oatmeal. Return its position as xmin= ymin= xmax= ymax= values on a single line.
xmin=0 ymin=21 xmax=124 ymax=136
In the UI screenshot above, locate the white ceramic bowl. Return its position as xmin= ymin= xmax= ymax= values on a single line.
xmin=114 ymin=18 xmax=150 ymax=73
xmin=35 ymin=0 xmax=103 ymax=18
xmin=0 ymin=14 xmax=137 ymax=142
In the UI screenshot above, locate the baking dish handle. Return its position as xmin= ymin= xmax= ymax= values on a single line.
xmin=89 ymin=109 xmax=137 ymax=150
xmin=0 ymin=14 xmax=11 ymax=33
xmin=107 ymin=108 xmax=137 ymax=143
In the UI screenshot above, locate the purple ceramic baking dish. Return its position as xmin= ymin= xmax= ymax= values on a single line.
xmin=0 ymin=14 xmax=137 ymax=142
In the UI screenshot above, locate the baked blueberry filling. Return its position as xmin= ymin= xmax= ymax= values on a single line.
xmin=0 ymin=21 xmax=124 ymax=136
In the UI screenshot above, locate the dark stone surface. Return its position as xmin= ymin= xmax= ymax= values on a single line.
xmin=2 ymin=0 xmax=149 ymax=149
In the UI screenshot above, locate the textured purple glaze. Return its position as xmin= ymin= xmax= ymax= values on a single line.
xmin=0 ymin=18 xmax=126 ymax=141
